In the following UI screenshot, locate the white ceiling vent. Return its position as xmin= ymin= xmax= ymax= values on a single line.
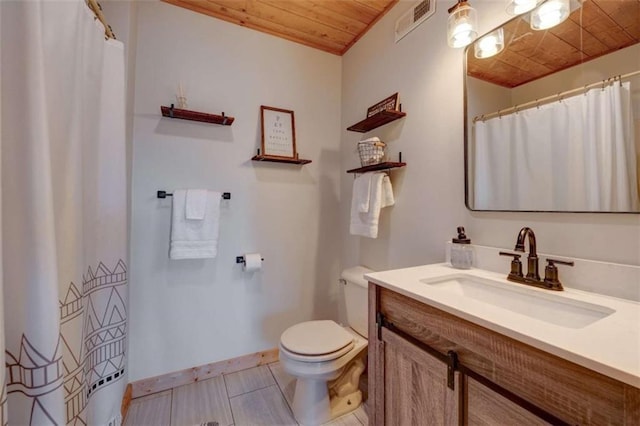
xmin=395 ymin=0 xmax=436 ymax=43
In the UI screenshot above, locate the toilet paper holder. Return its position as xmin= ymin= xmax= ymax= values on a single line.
xmin=236 ymin=255 xmax=264 ymax=265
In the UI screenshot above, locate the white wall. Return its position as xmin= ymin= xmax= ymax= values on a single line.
xmin=341 ymin=0 xmax=640 ymax=273
xmin=129 ymin=2 xmax=342 ymax=381
xmin=512 ymin=44 xmax=640 ymax=103
xmin=467 ymin=76 xmax=512 ymax=120
xmin=126 ymin=0 xmax=639 ymax=381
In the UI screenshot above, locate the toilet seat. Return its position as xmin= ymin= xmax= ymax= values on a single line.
xmin=280 ymin=320 xmax=354 ymax=362
xmin=280 ymin=340 xmax=355 ymax=362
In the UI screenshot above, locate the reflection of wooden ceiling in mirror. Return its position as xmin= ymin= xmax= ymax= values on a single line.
xmin=161 ymin=0 xmax=398 ymax=55
xmin=467 ymin=0 xmax=640 ymax=88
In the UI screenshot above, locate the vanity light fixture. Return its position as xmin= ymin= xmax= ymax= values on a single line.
xmin=474 ymin=28 xmax=505 ymax=59
xmin=506 ymin=0 xmax=539 ymax=16
xmin=529 ymin=0 xmax=570 ymax=30
xmin=447 ymin=0 xmax=478 ymax=48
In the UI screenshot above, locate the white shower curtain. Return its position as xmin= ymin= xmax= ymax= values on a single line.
xmin=0 ymin=1 xmax=128 ymax=425
xmin=474 ymin=82 xmax=639 ymax=211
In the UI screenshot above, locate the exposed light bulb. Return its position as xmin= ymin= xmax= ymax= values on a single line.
xmin=506 ymin=0 xmax=538 ymax=15
xmin=452 ymin=22 xmax=475 ymax=47
xmin=474 ymin=28 xmax=505 ymax=58
xmin=530 ymin=0 xmax=570 ymax=30
xmin=447 ymin=1 xmax=478 ymax=48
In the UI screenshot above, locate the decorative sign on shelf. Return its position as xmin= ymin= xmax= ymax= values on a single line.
xmin=260 ymin=105 xmax=297 ymax=159
xmin=367 ymin=93 xmax=399 ymax=118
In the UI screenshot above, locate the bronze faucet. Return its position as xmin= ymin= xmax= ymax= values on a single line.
xmin=515 ymin=227 xmax=540 ymax=281
xmin=500 ymin=227 xmax=573 ymax=291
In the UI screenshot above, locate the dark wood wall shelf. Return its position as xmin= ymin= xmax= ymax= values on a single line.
xmin=161 ymin=105 xmax=234 ymax=125
xmin=346 ymin=161 xmax=406 ymax=174
xmin=347 ymin=110 xmax=406 ymax=133
xmin=252 ymin=155 xmax=312 ymax=165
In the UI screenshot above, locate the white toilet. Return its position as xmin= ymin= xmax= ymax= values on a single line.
xmin=278 ymin=266 xmax=371 ymax=426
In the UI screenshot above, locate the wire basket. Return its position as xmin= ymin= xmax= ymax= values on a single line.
xmin=358 ymin=139 xmax=386 ymax=167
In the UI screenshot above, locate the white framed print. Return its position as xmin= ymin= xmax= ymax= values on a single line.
xmin=260 ymin=105 xmax=296 ymax=159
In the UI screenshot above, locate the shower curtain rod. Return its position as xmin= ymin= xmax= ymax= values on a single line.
xmin=86 ymin=0 xmax=115 ymax=40
xmin=473 ymin=69 xmax=640 ymax=123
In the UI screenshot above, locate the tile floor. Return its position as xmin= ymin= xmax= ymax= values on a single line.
xmin=124 ymin=362 xmax=369 ymax=426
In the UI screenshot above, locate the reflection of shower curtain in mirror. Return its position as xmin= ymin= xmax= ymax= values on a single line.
xmin=474 ymin=82 xmax=639 ymax=211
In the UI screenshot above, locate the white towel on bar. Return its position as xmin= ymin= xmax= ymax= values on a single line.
xmin=382 ymin=174 xmax=395 ymax=207
xmin=353 ymin=173 xmax=373 ymax=213
xmin=350 ymin=173 xmax=394 ymax=238
xmin=185 ymin=189 xmax=208 ymax=220
xmin=170 ymin=189 xmax=221 ymax=259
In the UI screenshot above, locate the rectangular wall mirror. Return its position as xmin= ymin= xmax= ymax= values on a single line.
xmin=464 ymin=0 xmax=640 ymax=212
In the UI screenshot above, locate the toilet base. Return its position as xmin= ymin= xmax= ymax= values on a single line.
xmin=291 ymin=356 xmax=366 ymax=426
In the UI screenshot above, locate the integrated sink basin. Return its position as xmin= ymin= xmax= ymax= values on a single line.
xmin=420 ymin=274 xmax=616 ymax=329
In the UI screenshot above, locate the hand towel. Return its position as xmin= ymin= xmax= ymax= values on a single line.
xmin=170 ymin=189 xmax=221 ymax=259
xmin=350 ymin=173 xmax=394 ymax=238
xmin=185 ymin=189 xmax=208 ymax=220
xmin=381 ymin=175 xmax=395 ymax=207
xmin=353 ymin=173 xmax=373 ymax=213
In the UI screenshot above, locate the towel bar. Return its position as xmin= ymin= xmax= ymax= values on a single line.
xmin=157 ymin=190 xmax=231 ymax=199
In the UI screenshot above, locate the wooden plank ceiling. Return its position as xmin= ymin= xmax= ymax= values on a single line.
xmin=162 ymin=0 xmax=399 ymax=55
xmin=467 ymin=0 xmax=640 ymax=88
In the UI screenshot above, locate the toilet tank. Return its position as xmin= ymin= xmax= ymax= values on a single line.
xmin=341 ymin=266 xmax=373 ymax=338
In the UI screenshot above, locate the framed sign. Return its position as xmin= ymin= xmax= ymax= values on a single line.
xmin=260 ymin=106 xmax=296 ymax=158
xmin=367 ymin=93 xmax=399 ymax=118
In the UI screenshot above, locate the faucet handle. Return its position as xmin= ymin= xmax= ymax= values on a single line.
xmin=499 ymin=251 xmax=523 ymax=278
xmin=499 ymin=251 xmax=521 ymax=258
xmin=546 ymin=258 xmax=574 ymax=267
xmin=543 ymin=258 xmax=574 ymax=291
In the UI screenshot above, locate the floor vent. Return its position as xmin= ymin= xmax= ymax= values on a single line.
xmin=394 ymin=0 xmax=436 ymax=43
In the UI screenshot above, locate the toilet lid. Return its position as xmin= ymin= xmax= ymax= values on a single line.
xmin=280 ymin=320 xmax=354 ymax=356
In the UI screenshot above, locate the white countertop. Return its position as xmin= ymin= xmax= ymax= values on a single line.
xmin=365 ymin=263 xmax=640 ymax=388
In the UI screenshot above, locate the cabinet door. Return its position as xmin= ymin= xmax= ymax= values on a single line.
xmin=381 ymin=327 xmax=460 ymax=425
xmin=465 ymin=376 xmax=550 ymax=426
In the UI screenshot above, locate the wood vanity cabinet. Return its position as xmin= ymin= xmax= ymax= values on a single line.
xmin=368 ymin=284 xmax=640 ymax=425
xmin=380 ymin=326 xmax=460 ymax=425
